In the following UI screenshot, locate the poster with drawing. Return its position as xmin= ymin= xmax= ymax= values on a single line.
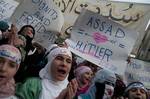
xmin=0 ymin=0 xmax=19 ymax=21
xmin=125 ymin=58 xmax=150 ymax=89
xmin=66 ymin=9 xmax=139 ymax=75
xmin=11 ymin=0 xmax=64 ymax=48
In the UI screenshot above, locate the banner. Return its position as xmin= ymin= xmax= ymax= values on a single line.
xmin=66 ymin=9 xmax=139 ymax=75
xmin=11 ymin=0 xmax=64 ymax=48
xmin=0 ymin=0 xmax=19 ymax=21
xmin=53 ymin=0 xmax=150 ymax=55
xmin=125 ymin=58 xmax=150 ymax=89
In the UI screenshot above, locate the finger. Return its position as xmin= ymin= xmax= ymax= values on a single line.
xmin=70 ymin=79 xmax=78 ymax=92
xmin=68 ymin=83 xmax=75 ymax=98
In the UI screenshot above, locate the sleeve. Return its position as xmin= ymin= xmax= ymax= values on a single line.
xmin=15 ymin=78 xmax=42 ymax=99
xmin=16 ymin=35 xmax=27 ymax=61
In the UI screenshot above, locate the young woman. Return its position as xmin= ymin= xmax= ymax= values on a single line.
xmin=78 ymin=69 xmax=116 ymax=99
xmin=0 ymin=44 xmax=21 ymax=99
xmin=74 ymin=66 xmax=93 ymax=96
xmin=15 ymin=44 xmax=78 ymax=99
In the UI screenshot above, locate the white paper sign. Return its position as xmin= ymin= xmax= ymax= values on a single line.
xmin=11 ymin=0 xmax=64 ymax=48
xmin=66 ymin=9 xmax=139 ymax=75
xmin=125 ymin=58 xmax=150 ymax=89
xmin=0 ymin=0 xmax=19 ymax=21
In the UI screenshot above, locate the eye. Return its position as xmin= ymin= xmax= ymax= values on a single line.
xmin=105 ymin=81 xmax=114 ymax=87
xmin=0 ymin=57 xmax=5 ymax=64
xmin=140 ymin=89 xmax=146 ymax=94
xmin=130 ymin=88 xmax=137 ymax=92
xmin=85 ymin=72 xmax=91 ymax=75
xmin=66 ymin=58 xmax=72 ymax=64
xmin=8 ymin=61 xmax=17 ymax=68
xmin=55 ymin=56 xmax=63 ymax=61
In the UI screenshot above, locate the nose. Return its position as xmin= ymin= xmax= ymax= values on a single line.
xmin=136 ymin=89 xmax=142 ymax=94
xmin=87 ymin=74 xmax=91 ymax=79
xmin=61 ymin=59 xmax=70 ymax=67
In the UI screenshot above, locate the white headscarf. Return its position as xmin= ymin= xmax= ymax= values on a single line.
xmin=39 ymin=44 xmax=72 ymax=99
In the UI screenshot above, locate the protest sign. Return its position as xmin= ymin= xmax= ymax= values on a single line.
xmin=66 ymin=9 xmax=139 ymax=75
xmin=125 ymin=58 xmax=150 ymax=89
xmin=0 ymin=0 xmax=19 ymax=21
xmin=11 ymin=0 xmax=64 ymax=48
xmin=53 ymin=0 xmax=150 ymax=55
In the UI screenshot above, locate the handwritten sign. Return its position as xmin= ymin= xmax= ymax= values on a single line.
xmin=34 ymin=31 xmax=57 ymax=49
xmin=11 ymin=0 xmax=64 ymax=48
xmin=0 ymin=0 xmax=19 ymax=21
xmin=53 ymin=0 xmax=150 ymax=55
xmin=125 ymin=58 xmax=150 ymax=89
xmin=66 ymin=9 xmax=138 ymax=75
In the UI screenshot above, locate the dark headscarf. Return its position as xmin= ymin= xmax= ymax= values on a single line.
xmin=0 ymin=21 xmax=9 ymax=32
xmin=18 ymin=25 xmax=35 ymax=52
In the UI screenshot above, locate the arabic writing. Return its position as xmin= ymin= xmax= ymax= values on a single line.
xmin=53 ymin=0 xmax=140 ymax=23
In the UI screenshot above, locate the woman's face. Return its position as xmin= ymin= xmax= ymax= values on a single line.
xmin=50 ymin=54 xmax=72 ymax=81
xmin=80 ymin=71 xmax=93 ymax=84
xmin=0 ymin=57 xmax=18 ymax=85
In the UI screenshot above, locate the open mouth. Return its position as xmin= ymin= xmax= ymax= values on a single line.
xmin=85 ymin=78 xmax=90 ymax=82
xmin=0 ymin=75 xmax=5 ymax=78
xmin=134 ymin=97 xmax=141 ymax=99
xmin=57 ymin=69 xmax=67 ymax=75
xmin=0 ymin=75 xmax=6 ymax=80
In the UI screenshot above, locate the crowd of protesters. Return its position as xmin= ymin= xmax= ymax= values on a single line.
xmin=0 ymin=20 xmax=150 ymax=99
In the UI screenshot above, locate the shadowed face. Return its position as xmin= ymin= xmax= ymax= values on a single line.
xmin=128 ymin=88 xmax=147 ymax=99
xmin=22 ymin=27 xmax=34 ymax=38
xmin=50 ymin=54 xmax=72 ymax=81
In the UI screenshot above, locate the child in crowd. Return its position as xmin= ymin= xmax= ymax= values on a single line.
xmin=0 ymin=44 xmax=21 ymax=99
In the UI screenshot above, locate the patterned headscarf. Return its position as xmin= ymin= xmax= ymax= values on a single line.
xmin=0 ymin=44 xmax=21 ymax=65
xmin=0 ymin=44 xmax=21 ymax=98
xmin=75 ymin=66 xmax=92 ymax=78
xmin=124 ymin=82 xmax=148 ymax=98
